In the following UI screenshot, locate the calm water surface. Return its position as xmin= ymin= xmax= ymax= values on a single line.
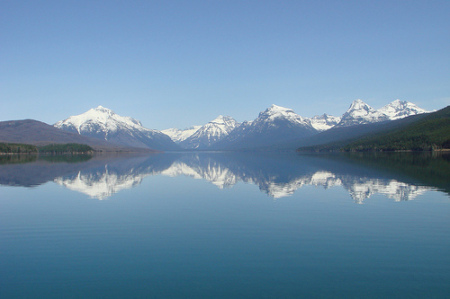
xmin=0 ymin=152 xmax=449 ymax=298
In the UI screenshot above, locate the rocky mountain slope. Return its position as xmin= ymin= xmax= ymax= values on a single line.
xmin=55 ymin=106 xmax=179 ymax=151
xmin=161 ymin=126 xmax=201 ymax=143
xmin=335 ymin=99 xmax=428 ymax=128
xmin=0 ymin=119 xmax=144 ymax=152
xmin=179 ymin=115 xmax=240 ymax=149
xmin=164 ymin=100 xmax=428 ymax=150
xmin=212 ymin=105 xmax=318 ymax=150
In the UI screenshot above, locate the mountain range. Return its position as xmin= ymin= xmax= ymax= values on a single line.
xmin=322 ymin=105 xmax=450 ymax=152
xmin=164 ymin=99 xmax=430 ymax=150
xmin=0 ymin=99 xmax=435 ymax=152
xmin=335 ymin=99 xmax=427 ymax=128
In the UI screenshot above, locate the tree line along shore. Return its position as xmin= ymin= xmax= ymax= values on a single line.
xmin=0 ymin=143 xmax=94 ymax=155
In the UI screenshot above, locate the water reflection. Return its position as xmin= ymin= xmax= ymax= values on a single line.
xmin=0 ymin=152 xmax=448 ymax=202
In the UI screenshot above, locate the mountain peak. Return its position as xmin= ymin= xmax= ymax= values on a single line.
xmin=336 ymin=99 xmax=429 ymax=128
xmin=260 ymin=105 xmax=297 ymax=120
xmin=179 ymin=115 xmax=240 ymax=149
xmin=55 ymin=106 xmax=146 ymax=134
xmin=335 ymin=99 xmax=385 ymax=127
xmin=92 ymin=105 xmax=114 ymax=114
xmin=254 ymin=104 xmax=314 ymax=130
xmin=211 ymin=115 xmax=227 ymax=123
xmin=379 ymin=99 xmax=428 ymax=120
xmin=348 ymin=99 xmax=371 ymax=110
xmin=346 ymin=99 xmax=377 ymax=115
xmin=385 ymin=99 xmax=410 ymax=109
xmin=267 ymin=104 xmax=293 ymax=113
xmin=55 ymin=107 xmax=179 ymax=150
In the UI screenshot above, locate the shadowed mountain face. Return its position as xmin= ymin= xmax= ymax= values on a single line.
xmin=0 ymin=119 xmax=155 ymax=152
xmin=179 ymin=115 xmax=240 ymax=149
xmin=1 ymin=152 xmax=448 ymax=201
xmin=213 ymin=105 xmax=318 ymax=150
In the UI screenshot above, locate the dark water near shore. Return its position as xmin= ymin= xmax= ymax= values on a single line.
xmin=1 ymin=152 xmax=449 ymax=298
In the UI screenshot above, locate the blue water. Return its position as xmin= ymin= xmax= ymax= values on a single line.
xmin=0 ymin=152 xmax=449 ymax=298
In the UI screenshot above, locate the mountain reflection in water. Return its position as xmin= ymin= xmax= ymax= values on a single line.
xmin=0 ymin=152 xmax=448 ymax=202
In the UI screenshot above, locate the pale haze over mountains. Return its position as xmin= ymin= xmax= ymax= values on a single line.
xmin=52 ymin=99 xmax=430 ymax=151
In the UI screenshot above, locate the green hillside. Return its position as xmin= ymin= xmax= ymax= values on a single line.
xmin=299 ymin=106 xmax=450 ymax=152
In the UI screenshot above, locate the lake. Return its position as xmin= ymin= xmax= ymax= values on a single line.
xmin=1 ymin=152 xmax=449 ymax=298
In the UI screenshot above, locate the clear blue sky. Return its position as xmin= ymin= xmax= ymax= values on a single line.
xmin=1 ymin=0 xmax=449 ymax=129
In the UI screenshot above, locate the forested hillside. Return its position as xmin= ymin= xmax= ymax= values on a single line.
xmin=298 ymin=106 xmax=450 ymax=152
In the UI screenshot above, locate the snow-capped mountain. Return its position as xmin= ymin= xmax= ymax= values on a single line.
xmin=307 ymin=114 xmax=341 ymax=131
xmin=54 ymin=106 xmax=179 ymax=151
xmin=161 ymin=126 xmax=201 ymax=143
xmin=179 ymin=115 xmax=240 ymax=149
xmin=335 ymin=99 xmax=389 ymax=128
xmin=335 ymin=99 xmax=429 ymax=128
xmin=213 ymin=105 xmax=318 ymax=150
xmin=378 ymin=99 xmax=428 ymax=120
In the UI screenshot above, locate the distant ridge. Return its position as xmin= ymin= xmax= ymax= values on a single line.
xmin=163 ymin=100 xmax=429 ymax=150
xmin=0 ymin=119 xmax=155 ymax=152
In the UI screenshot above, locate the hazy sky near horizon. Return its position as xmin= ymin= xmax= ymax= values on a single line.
xmin=1 ymin=0 xmax=449 ymax=129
